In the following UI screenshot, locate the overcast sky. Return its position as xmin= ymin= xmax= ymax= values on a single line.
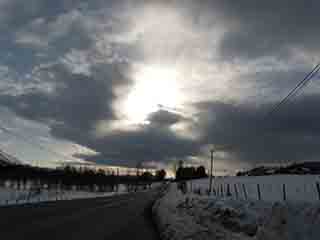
xmin=0 ymin=0 xmax=319 ymax=173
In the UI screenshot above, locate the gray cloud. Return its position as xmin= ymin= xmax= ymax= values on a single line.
xmin=0 ymin=0 xmax=92 ymax=30
xmin=196 ymin=94 xmax=320 ymax=166
xmin=0 ymin=62 xmax=130 ymax=129
xmin=49 ymin=108 xmax=200 ymax=166
xmin=147 ymin=109 xmax=185 ymax=127
xmin=213 ymin=0 xmax=320 ymax=60
xmin=0 ymin=60 xmax=200 ymax=167
xmin=171 ymin=0 xmax=320 ymax=60
xmin=0 ymin=0 xmax=320 ymax=171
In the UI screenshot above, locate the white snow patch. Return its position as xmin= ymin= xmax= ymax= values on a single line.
xmin=190 ymin=175 xmax=320 ymax=202
xmin=0 ymin=185 xmax=126 ymax=206
xmin=153 ymin=183 xmax=320 ymax=240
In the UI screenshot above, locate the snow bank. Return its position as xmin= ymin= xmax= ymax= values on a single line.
xmin=153 ymin=183 xmax=212 ymax=240
xmin=153 ymin=183 xmax=320 ymax=240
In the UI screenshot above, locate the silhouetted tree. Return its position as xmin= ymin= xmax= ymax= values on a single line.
xmin=140 ymin=171 xmax=153 ymax=182
xmin=176 ymin=165 xmax=207 ymax=181
xmin=155 ymin=169 xmax=166 ymax=181
xmin=196 ymin=166 xmax=207 ymax=178
xmin=0 ymin=161 xmax=163 ymax=193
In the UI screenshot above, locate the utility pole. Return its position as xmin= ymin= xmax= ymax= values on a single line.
xmin=209 ymin=148 xmax=214 ymax=194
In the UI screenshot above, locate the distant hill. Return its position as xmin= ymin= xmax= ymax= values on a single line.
xmin=237 ymin=162 xmax=320 ymax=176
xmin=0 ymin=149 xmax=20 ymax=167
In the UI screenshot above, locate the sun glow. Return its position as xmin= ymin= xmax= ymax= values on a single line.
xmin=123 ymin=65 xmax=182 ymax=124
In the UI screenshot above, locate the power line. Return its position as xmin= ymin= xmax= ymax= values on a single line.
xmin=212 ymin=63 xmax=320 ymax=157
xmin=265 ymin=63 xmax=320 ymax=118
xmin=290 ymin=66 xmax=320 ymax=100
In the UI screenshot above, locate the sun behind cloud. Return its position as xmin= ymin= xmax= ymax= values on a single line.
xmin=122 ymin=64 xmax=183 ymax=124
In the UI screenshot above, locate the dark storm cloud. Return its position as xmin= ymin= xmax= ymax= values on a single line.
xmin=0 ymin=60 xmax=200 ymax=166
xmin=196 ymin=94 xmax=320 ymax=165
xmin=178 ymin=0 xmax=320 ymax=60
xmin=230 ymin=65 xmax=319 ymax=102
xmin=49 ymin=107 xmax=200 ymax=166
xmin=0 ymin=0 xmax=112 ymax=30
xmin=38 ymin=107 xmax=200 ymax=167
xmin=74 ymin=114 xmax=200 ymax=166
xmin=0 ymin=62 xmax=130 ymax=130
xmin=1 ymin=0 xmax=320 ymax=169
xmin=0 ymin=0 xmax=86 ymax=39
xmin=0 ymin=0 xmax=200 ymax=167
xmin=0 ymin=3 xmax=87 ymax=74
xmin=0 ymin=0 xmax=131 ymax=73
xmin=213 ymin=0 xmax=320 ymax=60
xmin=147 ymin=109 xmax=185 ymax=127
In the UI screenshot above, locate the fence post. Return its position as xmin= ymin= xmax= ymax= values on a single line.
xmin=316 ymin=182 xmax=320 ymax=201
xmin=282 ymin=184 xmax=287 ymax=201
xmin=220 ymin=184 xmax=224 ymax=197
xmin=226 ymin=184 xmax=231 ymax=197
xmin=242 ymin=184 xmax=248 ymax=200
xmin=257 ymin=184 xmax=262 ymax=200
xmin=234 ymin=184 xmax=239 ymax=199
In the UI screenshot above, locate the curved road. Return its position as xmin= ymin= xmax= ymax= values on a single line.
xmin=0 ymin=189 xmax=161 ymax=240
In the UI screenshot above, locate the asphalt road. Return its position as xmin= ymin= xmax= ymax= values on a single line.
xmin=0 ymin=189 xmax=161 ymax=240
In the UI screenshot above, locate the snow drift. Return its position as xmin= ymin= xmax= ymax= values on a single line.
xmin=153 ymin=183 xmax=320 ymax=240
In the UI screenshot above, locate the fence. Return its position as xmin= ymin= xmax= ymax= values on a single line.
xmin=189 ymin=175 xmax=320 ymax=202
xmin=0 ymin=180 xmax=128 ymax=206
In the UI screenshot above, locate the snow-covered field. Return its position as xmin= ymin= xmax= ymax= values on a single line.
xmin=190 ymin=175 xmax=320 ymax=202
xmin=0 ymin=183 xmax=128 ymax=206
xmin=0 ymin=182 xmax=162 ymax=206
xmin=0 ymin=187 xmax=121 ymax=205
xmin=153 ymin=183 xmax=320 ymax=240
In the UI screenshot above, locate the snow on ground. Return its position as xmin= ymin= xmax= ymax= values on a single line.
xmin=0 ymin=182 xmax=162 ymax=206
xmin=0 ymin=185 xmax=127 ymax=206
xmin=190 ymin=175 xmax=320 ymax=202
xmin=153 ymin=182 xmax=320 ymax=240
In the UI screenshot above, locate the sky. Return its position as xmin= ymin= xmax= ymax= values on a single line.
xmin=0 ymin=0 xmax=320 ymax=174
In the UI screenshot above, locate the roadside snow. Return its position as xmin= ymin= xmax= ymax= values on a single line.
xmin=153 ymin=183 xmax=212 ymax=240
xmin=0 ymin=182 xmax=161 ymax=206
xmin=0 ymin=186 xmax=125 ymax=206
xmin=191 ymin=175 xmax=320 ymax=202
xmin=153 ymin=183 xmax=320 ymax=240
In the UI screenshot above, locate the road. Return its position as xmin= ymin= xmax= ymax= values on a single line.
xmin=0 ymin=189 xmax=161 ymax=240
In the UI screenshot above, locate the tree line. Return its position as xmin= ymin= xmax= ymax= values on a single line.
xmin=175 ymin=165 xmax=207 ymax=181
xmin=0 ymin=163 xmax=167 ymax=192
